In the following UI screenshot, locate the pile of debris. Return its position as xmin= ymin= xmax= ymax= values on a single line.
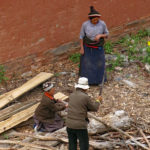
xmin=0 ymin=72 xmax=150 ymax=150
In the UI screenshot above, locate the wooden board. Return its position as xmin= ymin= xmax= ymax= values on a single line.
xmin=0 ymin=101 xmax=37 ymax=122
xmin=0 ymin=72 xmax=53 ymax=109
xmin=54 ymin=92 xmax=68 ymax=101
xmin=0 ymin=103 xmax=39 ymax=134
xmin=0 ymin=89 xmax=15 ymax=99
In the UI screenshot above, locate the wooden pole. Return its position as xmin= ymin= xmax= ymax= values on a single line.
xmin=139 ymin=129 xmax=150 ymax=148
xmin=0 ymin=140 xmax=55 ymax=150
xmin=88 ymin=112 xmax=149 ymax=150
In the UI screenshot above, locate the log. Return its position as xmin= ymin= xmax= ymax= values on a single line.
xmin=9 ymin=131 xmax=68 ymax=143
xmin=0 ymin=140 xmax=55 ymax=150
xmin=0 ymin=72 xmax=53 ymax=109
xmin=126 ymin=136 xmax=150 ymax=144
xmin=11 ymin=131 xmax=150 ymax=150
xmin=88 ymin=110 xmax=131 ymax=135
xmin=9 ymin=132 xmax=123 ymax=149
xmin=11 ymin=130 xmax=150 ymax=150
xmin=139 ymin=129 xmax=150 ymax=148
xmin=89 ymin=140 xmax=122 ymax=149
xmin=90 ymin=138 xmax=149 ymax=150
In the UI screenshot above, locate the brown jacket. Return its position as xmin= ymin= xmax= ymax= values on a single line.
xmin=35 ymin=94 xmax=66 ymax=123
xmin=66 ymin=89 xmax=100 ymax=129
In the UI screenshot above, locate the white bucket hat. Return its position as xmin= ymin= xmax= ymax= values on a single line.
xmin=43 ymin=82 xmax=54 ymax=91
xmin=75 ymin=77 xmax=89 ymax=90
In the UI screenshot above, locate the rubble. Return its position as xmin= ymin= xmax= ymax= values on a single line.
xmin=0 ymin=49 xmax=149 ymax=149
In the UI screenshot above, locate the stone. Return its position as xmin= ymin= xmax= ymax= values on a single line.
xmin=115 ymin=66 xmax=123 ymax=71
xmin=114 ymin=77 xmax=122 ymax=81
xmin=21 ymin=71 xmax=33 ymax=78
xmin=145 ymin=63 xmax=150 ymax=72
xmin=122 ymin=79 xmax=137 ymax=88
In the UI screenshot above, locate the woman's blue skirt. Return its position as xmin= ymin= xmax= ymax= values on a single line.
xmin=79 ymin=45 xmax=106 ymax=85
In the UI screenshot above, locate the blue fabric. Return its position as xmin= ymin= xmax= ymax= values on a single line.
xmin=79 ymin=45 xmax=106 ymax=85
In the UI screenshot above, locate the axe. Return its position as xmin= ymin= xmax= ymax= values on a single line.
xmin=99 ymin=68 xmax=106 ymax=102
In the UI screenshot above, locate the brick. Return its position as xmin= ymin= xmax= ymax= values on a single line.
xmin=0 ymin=1 xmax=150 ymax=76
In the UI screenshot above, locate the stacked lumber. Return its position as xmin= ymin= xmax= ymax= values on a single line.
xmin=0 ymin=72 xmax=53 ymax=109
xmin=0 ymin=71 xmax=70 ymax=149
xmin=0 ymin=72 xmax=53 ymax=134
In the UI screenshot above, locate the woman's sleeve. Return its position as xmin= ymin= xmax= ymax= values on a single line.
xmin=54 ymin=102 xmax=66 ymax=111
xmin=79 ymin=23 xmax=85 ymax=39
xmin=103 ymin=22 xmax=109 ymax=35
xmin=46 ymin=99 xmax=65 ymax=112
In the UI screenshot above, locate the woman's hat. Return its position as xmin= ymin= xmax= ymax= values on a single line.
xmin=75 ymin=77 xmax=90 ymax=90
xmin=88 ymin=6 xmax=101 ymax=17
xmin=43 ymin=82 xmax=54 ymax=91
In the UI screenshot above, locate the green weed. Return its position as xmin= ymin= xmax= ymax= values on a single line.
xmin=104 ymin=41 xmax=113 ymax=54
xmin=3 ymin=133 xmax=9 ymax=139
xmin=54 ymin=72 xmax=60 ymax=77
xmin=0 ymin=65 xmax=8 ymax=84
xmin=107 ymin=54 xmax=124 ymax=72
xmin=69 ymin=53 xmax=81 ymax=63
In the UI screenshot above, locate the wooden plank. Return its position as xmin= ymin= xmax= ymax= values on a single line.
xmin=0 ymin=72 xmax=53 ymax=109
xmin=54 ymin=92 xmax=68 ymax=101
xmin=0 ymin=103 xmax=40 ymax=134
xmin=0 ymin=92 xmax=68 ymax=134
xmin=0 ymin=101 xmax=37 ymax=122
xmin=0 ymin=89 xmax=15 ymax=99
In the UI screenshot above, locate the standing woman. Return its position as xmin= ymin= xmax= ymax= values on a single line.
xmin=79 ymin=6 xmax=109 ymax=85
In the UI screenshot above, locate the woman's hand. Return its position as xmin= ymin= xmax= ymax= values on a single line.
xmin=95 ymin=34 xmax=103 ymax=41
xmin=80 ymin=48 xmax=84 ymax=55
xmin=95 ymin=34 xmax=108 ymax=41
xmin=80 ymin=39 xmax=84 ymax=55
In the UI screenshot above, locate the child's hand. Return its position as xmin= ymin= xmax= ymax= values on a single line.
xmin=97 ymin=96 xmax=103 ymax=101
xmin=96 ymin=96 xmax=103 ymax=103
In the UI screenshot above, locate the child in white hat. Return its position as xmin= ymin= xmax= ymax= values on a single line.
xmin=66 ymin=77 xmax=102 ymax=150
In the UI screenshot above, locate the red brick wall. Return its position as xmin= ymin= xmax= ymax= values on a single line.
xmin=0 ymin=0 xmax=150 ymax=64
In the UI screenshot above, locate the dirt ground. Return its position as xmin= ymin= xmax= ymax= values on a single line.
xmin=0 ymin=48 xmax=150 ymax=149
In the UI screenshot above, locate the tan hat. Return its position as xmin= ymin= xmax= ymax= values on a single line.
xmin=75 ymin=77 xmax=90 ymax=89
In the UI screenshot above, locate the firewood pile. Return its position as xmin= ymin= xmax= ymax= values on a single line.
xmin=0 ymin=72 xmax=150 ymax=149
xmin=1 ymin=112 xmax=150 ymax=150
